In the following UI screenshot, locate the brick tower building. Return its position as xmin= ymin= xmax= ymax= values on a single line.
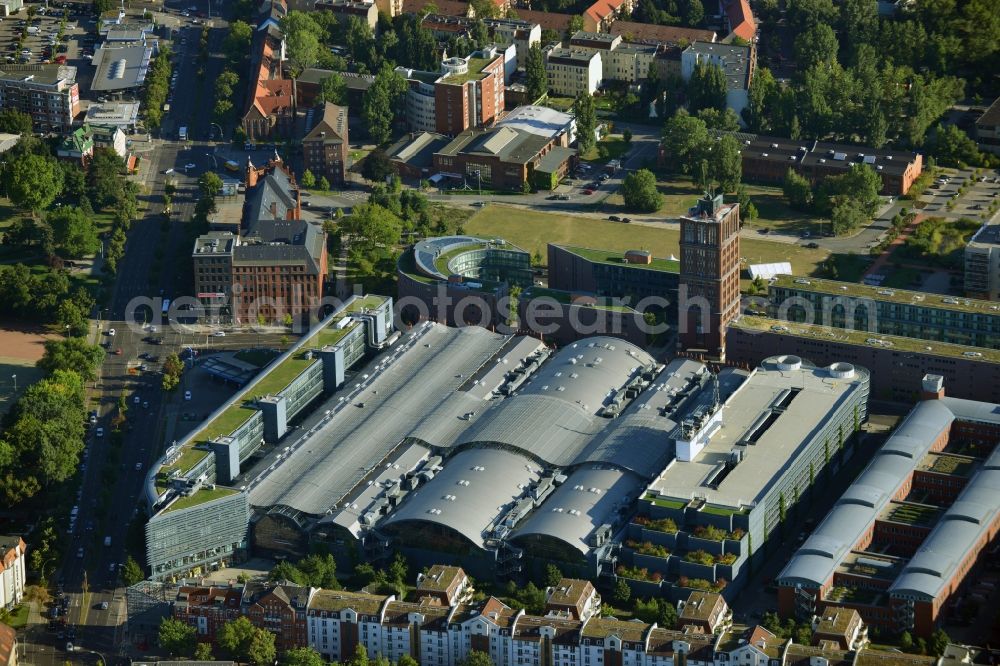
xmin=678 ymin=193 xmax=741 ymax=358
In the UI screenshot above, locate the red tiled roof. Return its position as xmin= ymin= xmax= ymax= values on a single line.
xmin=722 ymin=0 xmax=755 ymax=40
xmin=402 ymin=0 xmax=472 ymax=16
xmin=511 ymin=8 xmax=573 ymax=31
xmin=0 ymin=623 xmax=14 ymax=666
xmin=584 ymin=0 xmax=622 ymax=25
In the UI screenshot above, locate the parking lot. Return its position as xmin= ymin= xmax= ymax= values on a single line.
xmin=919 ymin=167 xmax=1000 ymax=217
xmin=0 ymin=4 xmax=91 ymax=68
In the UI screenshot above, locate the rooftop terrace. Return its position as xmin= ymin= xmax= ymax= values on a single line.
xmin=440 ymin=56 xmax=494 ymax=85
xmin=161 ymin=486 xmax=239 ymax=514
xmin=883 ymin=502 xmax=943 ymax=527
xmin=770 ymin=274 xmax=1000 ymax=316
xmin=561 ymin=245 xmax=679 ymax=273
xmin=732 ymin=315 xmax=1000 ymax=363
xmin=918 ymin=452 xmax=977 ymax=477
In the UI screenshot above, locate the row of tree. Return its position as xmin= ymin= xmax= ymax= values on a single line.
xmin=782 ymin=163 xmax=882 ymax=235
xmin=660 ymin=109 xmax=743 ymax=193
xmin=142 ymin=46 xmax=174 ymax=131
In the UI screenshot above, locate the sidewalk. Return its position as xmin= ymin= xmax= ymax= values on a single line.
xmin=862 ymin=214 xmax=926 ymax=280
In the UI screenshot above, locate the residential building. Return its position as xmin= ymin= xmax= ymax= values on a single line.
xmin=544 ymin=578 xmax=600 ymax=621
xmin=296 ymin=69 xmax=374 ymax=110
xmin=243 ymin=582 xmax=312 ymax=651
xmin=765 ymin=274 xmax=1000 ymax=349
xmin=398 ymin=47 xmax=508 ymax=135
xmin=415 ymin=565 xmax=473 ymax=605
xmin=484 ymin=18 xmax=541 ymax=68
xmin=173 ymin=585 xmax=244 ymax=640
xmin=432 ymin=126 xmax=576 ymax=190
xmin=91 ymin=124 xmax=129 ymax=158
xmin=811 ymin=608 xmax=866 ymax=651
xmin=0 ymin=64 xmax=80 ymax=131
xmin=730 ymin=132 xmax=924 ymax=196
xmin=0 ymin=537 xmax=26 ymax=611
xmin=719 ymin=0 xmax=756 ymax=42
xmin=509 ymin=8 xmax=573 ymax=34
xmin=302 ymin=102 xmax=348 ymax=186
xmin=568 ymin=31 xmax=659 ymax=84
xmin=402 ymin=0 xmax=473 ymax=17
xmin=0 ymin=623 xmax=15 ymax=666
xmin=677 ymin=591 xmax=730 ymax=634
xmin=975 ymin=96 xmax=1000 ymax=155
xmin=680 ymin=42 xmax=753 ymax=123
xmin=608 ymin=20 xmax=716 ymax=46
xmin=315 ymin=0 xmax=378 ymax=29
xmin=964 ymin=219 xmax=1000 ymax=300
xmin=777 ymin=384 xmax=1000 ymax=637
xmin=678 ymin=193 xmax=741 ymax=356
xmin=582 ymin=0 xmax=635 ymax=32
xmin=56 ymin=125 xmax=94 ymax=162
xmin=542 ymin=46 xmax=602 ymax=97
xmin=726 ymin=315 xmax=1000 ymax=404
xmin=496 ymin=105 xmax=576 ymax=146
xmin=90 ymin=44 xmax=153 ymax=93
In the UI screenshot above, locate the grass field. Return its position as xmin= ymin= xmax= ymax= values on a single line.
xmin=465 ymin=206 xmax=831 ymax=277
xmin=580 ymin=136 xmax=632 ymax=162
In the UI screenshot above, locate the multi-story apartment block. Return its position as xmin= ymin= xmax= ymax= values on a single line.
xmin=314 ymin=0 xmax=378 ymax=29
xmin=765 ymin=275 xmax=1000 ymax=349
xmin=542 ymin=46 xmax=602 ymax=97
xmin=964 ymin=219 xmax=1000 ymax=300
xmin=544 ymin=578 xmax=601 ymax=621
xmin=415 ymin=565 xmax=473 ymax=606
xmin=547 ymin=244 xmax=680 ymax=313
xmin=778 ymin=383 xmax=1000 ymax=637
xmin=485 ymin=18 xmax=541 ymax=69
xmin=582 ymin=0 xmax=635 ymax=32
xmin=302 ymin=102 xmax=348 ymax=187
xmin=0 ymin=537 xmax=26 ymax=611
xmin=567 ymin=31 xmax=658 ymax=84
xmin=680 ymin=42 xmax=753 ymax=123
xmin=0 ymin=64 xmax=80 ymax=131
xmin=173 ymin=585 xmax=244 ymax=640
xmin=398 ymin=47 xmax=509 ymax=135
xmin=811 ymin=608 xmax=866 ymax=651
xmin=677 ymin=591 xmax=731 ymax=634
xmin=243 ymin=583 xmax=312 ymax=651
xmin=679 ymin=193 xmax=741 ymax=356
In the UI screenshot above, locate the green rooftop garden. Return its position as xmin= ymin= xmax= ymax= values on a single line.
xmin=825 ymin=586 xmax=883 ymax=604
xmin=161 ymin=486 xmax=239 ymax=514
xmin=923 ymin=454 xmax=975 ymax=476
xmin=643 ymin=493 xmax=687 ymax=509
xmin=441 ymin=56 xmax=493 ymax=85
xmin=344 ymin=294 xmax=387 ymax=312
xmin=563 ymin=245 xmax=679 ymax=273
xmin=633 ymin=515 xmax=679 ymax=533
xmin=526 ymin=286 xmax=635 ymax=312
xmin=886 ymin=503 xmax=942 ymax=526
xmin=700 ymin=504 xmax=748 ymax=517
xmin=770 ymin=274 xmax=1000 ymax=315
xmin=434 ymin=240 xmax=492 ymax=274
xmin=626 ymin=540 xmax=671 ymax=558
xmin=733 ymin=315 xmax=1000 ymax=363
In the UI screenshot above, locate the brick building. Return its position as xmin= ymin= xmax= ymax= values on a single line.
xmin=173 ymin=585 xmax=243 ymax=641
xmin=302 ymin=102 xmax=348 ymax=187
xmin=678 ymin=193 xmax=741 ymax=357
xmin=776 ymin=384 xmax=1000 ymax=637
xmin=243 ymin=583 xmax=311 ymax=652
xmin=314 ymin=0 xmax=378 ymax=29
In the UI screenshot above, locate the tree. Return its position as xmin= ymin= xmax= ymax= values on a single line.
xmin=930 ymin=123 xmax=982 ymax=167
xmin=681 ymin=0 xmax=704 ymax=25
xmin=194 ymin=643 xmax=214 ymax=661
xmin=319 ymin=175 xmax=331 ymax=191
xmin=363 ymin=63 xmax=408 ymax=144
xmin=223 ymin=20 xmax=253 ymax=64
xmin=247 ymin=628 xmax=276 ymax=666
xmin=158 ymin=617 xmax=197 ymax=658
xmin=622 ymin=169 xmax=663 ymax=212
xmin=348 ymin=643 xmax=370 ymax=666
xmin=122 ymin=556 xmax=144 ymax=586
xmin=899 ymin=631 xmax=914 ymax=651
xmin=47 ymin=206 xmax=100 ymax=258
xmin=0 ymin=108 xmax=33 ymax=135
xmin=459 ymin=651 xmax=494 ymax=666
xmin=928 ymin=629 xmax=950 ymax=657
xmin=687 ymin=62 xmax=727 ymax=112
xmin=709 ymin=134 xmax=742 ymax=192
xmin=301 ymin=169 xmax=317 ymax=189
xmin=399 ymin=656 xmax=419 ymax=666
xmin=840 ymin=0 xmax=877 ymax=60
xmin=316 ymin=72 xmax=348 ymax=105
xmin=622 ymin=128 xmax=633 ymax=144
xmin=283 ymin=647 xmax=325 ymax=666
xmin=794 ymin=23 xmax=838 ymax=71
xmin=343 ymin=202 xmax=403 ymax=259
xmin=544 ymin=564 xmax=564 ymax=587
xmin=5 ymin=153 xmax=63 ymax=213
xmin=87 ymin=148 xmax=127 ymax=209
xmin=744 ymin=66 xmax=778 ymax=132
xmin=573 ymin=92 xmax=598 ymax=155
xmin=829 ymin=196 xmax=867 ymax=235
xmin=613 ymin=578 xmax=631 ymax=604
xmin=199 ymin=171 xmax=224 ymax=198
xmin=783 ymin=169 xmax=813 ymax=210
xmin=661 ymin=109 xmax=709 ymax=174
xmin=697 ymin=107 xmax=741 ymax=131
xmin=269 ymin=559 xmax=306 ymax=584
xmin=218 ymin=617 xmax=257 ymax=661
xmin=285 ymin=27 xmax=320 ymax=103
xmin=525 ymin=44 xmax=548 ymax=102
xmin=298 ymin=553 xmax=340 ymax=589
xmin=37 ymin=338 xmax=104 ymax=382
xmin=361 ymin=149 xmax=395 ymax=183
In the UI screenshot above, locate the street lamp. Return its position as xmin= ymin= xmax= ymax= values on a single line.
xmin=71 ymin=646 xmax=108 ymax=666
xmin=475 ymin=169 xmax=481 ymax=198
xmin=11 ymin=374 xmax=16 ymax=392
xmin=205 ymin=153 xmax=218 ymax=170
xmin=210 ymin=122 xmax=223 ymax=141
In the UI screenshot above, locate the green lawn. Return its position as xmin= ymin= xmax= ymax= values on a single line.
xmin=234 ymin=348 xmax=280 ymax=367
xmin=580 ymin=136 xmax=632 ymax=163
xmin=252 ymin=353 xmax=318 ymax=397
xmin=0 ymin=603 xmax=29 ymax=629
xmin=161 ymin=486 xmax=239 ymax=514
xmin=543 ymin=96 xmax=575 ymax=112
xmin=883 ymin=266 xmax=923 ymax=289
xmin=466 ymin=206 xmax=832 ymax=278
xmin=0 ymin=358 xmax=45 ymax=416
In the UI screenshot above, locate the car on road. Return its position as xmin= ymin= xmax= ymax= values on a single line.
xmin=108 ymin=327 xmax=115 ymax=336
xmin=621 ymin=217 xmax=631 ymax=223
xmin=184 ymin=390 xmax=192 ymax=401
xmin=805 ymin=242 xmax=820 ymax=248
xmin=133 ymin=395 xmax=140 ymax=404
xmin=608 ymin=215 xmax=620 ymax=221
xmin=184 ymin=163 xmax=196 ymax=171
xmin=211 ymin=330 xmax=226 ymax=337
xmin=89 ymin=411 xmax=98 ymax=425
xmin=583 ymin=189 xmax=594 ymax=195
xmin=99 ymin=601 xmax=109 ymax=610
xmin=143 ymin=400 xmax=149 ymax=408
xmin=163 ymin=168 xmax=174 ymax=174
xmin=758 ymin=227 xmax=770 ymax=234
xmin=113 ymin=347 xmax=123 ymax=355
xmin=135 ymin=462 xmax=142 ymax=471
xmin=75 ymin=547 xmax=83 ymax=559
xmin=95 ymin=427 xmax=104 ymax=438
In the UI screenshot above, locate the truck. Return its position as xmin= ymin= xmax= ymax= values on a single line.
xmin=224 ymin=160 xmax=240 ymax=173
xmin=178 ymin=126 xmax=188 ymax=141
xmin=103 ymin=536 xmax=111 ymax=547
